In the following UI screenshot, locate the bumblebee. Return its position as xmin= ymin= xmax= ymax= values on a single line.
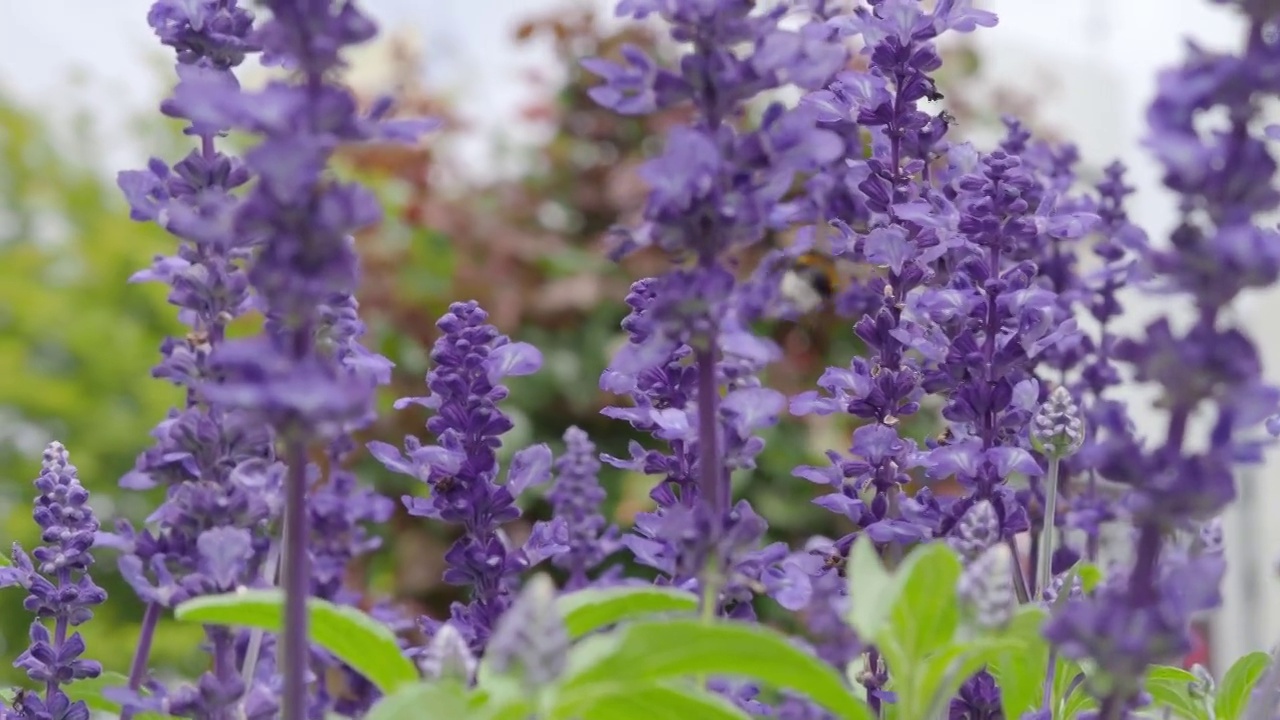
xmin=778 ymin=251 xmax=840 ymax=315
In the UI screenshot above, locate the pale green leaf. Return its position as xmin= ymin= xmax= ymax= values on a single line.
xmin=1216 ymin=651 xmax=1272 ymax=720
xmin=365 ymin=681 xmax=471 ymax=720
xmin=563 ymin=618 xmax=872 ymax=720
xmin=1145 ymin=665 xmax=1211 ymax=720
xmin=552 ymin=682 xmax=750 ymax=720
xmin=174 ymin=589 xmax=418 ymax=694
xmin=555 ymin=586 xmax=699 ymax=640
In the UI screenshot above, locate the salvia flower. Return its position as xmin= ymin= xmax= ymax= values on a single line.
xmin=109 ymin=1 xmax=288 ymax=716
xmin=418 ymin=624 xmax=477 ymax=685
xmin=1032 ymin=385 xmax=1085 ymax=459
xmin=589 ymin=0 xmax=847 ymax=598
xmin=956 ymin=543 xmax=1016 ymax=630
xmin=547 ymin=427 xmax=621 ymax=589
xmin=1045 ymin=12 xmax=1280 ymax=710
xmin=0 ymin=443 xmax=106 ymax=720
xmin=369 ymin=301 xmax=565 ymax=651
xmin=947 ymin=500 xmax=1000 ymax=562
xmin=484 ymin=574 xmax=569 ymax=689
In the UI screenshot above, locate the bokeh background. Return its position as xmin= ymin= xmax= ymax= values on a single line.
xmin=0 ymin=0 xmax=1275 ymax=687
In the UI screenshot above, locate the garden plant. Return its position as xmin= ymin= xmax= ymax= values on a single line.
xmin=2 ymin=0 xmax=1280 ymax=719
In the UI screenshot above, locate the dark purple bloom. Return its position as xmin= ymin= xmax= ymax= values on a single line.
xmin=0 ymin=443 xmax=106 ymax=720
xmin=949 ymin=670 xmax=1002 ymax=720
xmin=547 ymin=427 xmax=622 ymax=589
xmin=370 ymin=302 xmax=565 ymax=651
xmin=1045 ymin=11 xmax=1280 ymax=712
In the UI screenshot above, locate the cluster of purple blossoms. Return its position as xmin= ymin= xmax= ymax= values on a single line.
xmin=0 ymin=443 xmax=107 ymax=720
xmin=1045 ymin=3 xmax=1280 ymax=713
xmin=370 ymin=301 xmax=566 ymax=652
xmin=5 ymin=0 xmax=1280 ymax=719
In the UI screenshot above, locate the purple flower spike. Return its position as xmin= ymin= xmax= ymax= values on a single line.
xmin=0 ymin=443 xmax=106 ymax=720
xmin=372 ymin=301 xmax=565 ymax=651
xmin=548 ymin=427 xmax=622 ymax=589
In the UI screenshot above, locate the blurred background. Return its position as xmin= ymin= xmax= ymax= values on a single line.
xmin=0 ymin=0 xmax=1274 ymax=687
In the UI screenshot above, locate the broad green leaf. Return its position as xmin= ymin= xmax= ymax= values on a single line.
xmin=1216 ymin=651 xmax=1272 ymax=720
xmin=1075 ymin=562 xmax=1103 ymax=593
xmin=986 ymin=608 xmax=1052 ymax=720
xmin=552 ymin=682 xmax=750 ymax=720
xmin=1145 ymin=665 xmax=1211 ymax=720
xmin=556 ymin=586 xmax=699 ymax=639
xmin=917 ymin=637 xmax=1026 ymax=720
xmin=174 ymin=589 xmax=418 ymax=694
xmin=563 ymin=618 xmax=872 ymax=720
xmin=885 ymin=543 xmax=964 ymax=667
xmin=1053 ymin=658 xmax=1095 ymax=720
xmin=846 ymin=537 xmax=899 ymax=641
xmin=365 ymin=681 xmax=470 ymax=720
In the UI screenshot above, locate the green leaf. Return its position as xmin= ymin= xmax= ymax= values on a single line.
xmin=1216 ymin=651 xmax=1272 ymax=720
xmin=555 ymin=586 xmax=699 ymax=640
xmin=1144 ymin=665 xmax=1211 ymax=720
xmin=553 ymin=682 xmax=751 ymax=720
xmin=1053 ymin=658 xmax=1095 ymax=720
xmin=365 ymin=681 xmax=471 ymax=720
xmin=1075 ymin=562 xmax=1103 ymax=593
xmin=846 ymin=537 xmax=899 ymax=641
xmin=987 ymin=608 xmax=1052 ymax=720
xmin=884 ymin=543 xmax=964 ymax=668
xmin=174 ymin=589 xmax=418 ymax=694
xmin=563 ymin=618 xmax=872 ymax=720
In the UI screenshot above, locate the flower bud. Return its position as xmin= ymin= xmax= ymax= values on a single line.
xmin=1031 ymin=386 xmax=1085 ymax=458
xmin=957 ymin=544 xmax=1017 ymax=630
xmin=418 ymin=623 xmax=476 ymax=684
xmin=485 ymin=574 xmax=568 ymax=687
xmin=948 ymin=500 xmax=1000 ymax=561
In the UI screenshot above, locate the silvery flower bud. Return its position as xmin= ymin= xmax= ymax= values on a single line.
xmin=486 ymin=574 xmax=569 ymax=687
xmin=1188 ymin=663 xmax=1215 ymax=699
xmin=1031 ymin=386 xmax=1085 ymax=458
xmin=948 ymin=500 xmax=1000 ymax=561
xmin=419 ymin=622 xmax=476 ymax=683
xmin=1040 ymin=571 xmax=1084 ymax=605
xmin=1197 ymin=517 xmax=1224 ymax=556
xmin=957 ymin=544 xmax=1017 ymax=630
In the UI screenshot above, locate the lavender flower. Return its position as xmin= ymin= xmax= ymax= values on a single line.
xmin=369 ymin=301 xmax=565 ymax=651
xmin=154 ymin=1 xmax=435 ymax=716
xmin=601 ymin=282 xmax=803 ymax=617
xmin=485 ymin=574 xmax=569 ymax=689
xmin=1046 ymin=9 xmax=1280 ymax=713
xmin=956 ymin=543 xmax=1016 ymax=630
xmin=107 ymin=2 xmax=289 ymax=717
xmin=588 ymin=0 xmax=847 ymax=614
xmin=417 ymin=624 xmax=477 ymax=685
xmin=547 ymin=427 xmax=621 ymax=589
xmin=947 ymin=500 xmax=1000 ymax=562
xmin=0 ymin=443 xmax=107 ymax=720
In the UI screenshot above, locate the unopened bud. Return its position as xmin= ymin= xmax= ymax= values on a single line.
xmin=419 ymin=623 xmax=476 ymax=683
xmin=1032 ymin=386 xmax=1085 ymax=458
xmin=948 ymin=501 xmax=1000 ymax=561
xmin=957 ymin=544 xmax=1017 ymax=629
xmin=486 ymin=574 xmax=568 ymax=687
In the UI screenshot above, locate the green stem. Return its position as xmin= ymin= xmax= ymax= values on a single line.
xmin=1036 ymin=456 xmax=1061 ymax=598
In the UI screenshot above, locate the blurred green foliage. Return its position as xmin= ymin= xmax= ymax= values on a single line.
xmin=0 ymin=92 xmax=206 ymax=682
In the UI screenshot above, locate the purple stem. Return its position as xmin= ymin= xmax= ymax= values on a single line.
xmin=695 ymin=346 xmax=723 ymax=520
xmin=120 ymin=602 xmax=162 ymax=720
xmin=281 ymin=439 xmax=311 ymax=720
